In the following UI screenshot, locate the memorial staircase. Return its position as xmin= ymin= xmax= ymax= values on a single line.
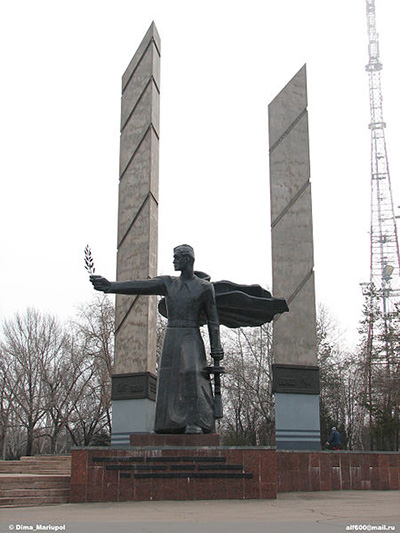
xmin=0 ymin=456 xmax=71 ymax=507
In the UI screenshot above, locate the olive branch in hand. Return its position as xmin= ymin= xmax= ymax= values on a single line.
xmin=84 ymin=245 xmax=96 ymax=275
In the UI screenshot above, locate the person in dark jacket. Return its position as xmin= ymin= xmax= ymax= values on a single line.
xmin=327 ymin=427 xmax=341 ymax=450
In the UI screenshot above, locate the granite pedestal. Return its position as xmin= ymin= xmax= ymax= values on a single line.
xmin=70 ymin=434 xmax=277 ymax=502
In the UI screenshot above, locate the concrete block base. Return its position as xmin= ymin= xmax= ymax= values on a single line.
xmin=275 ymin=393 xmax=321 ymax=450
xmin=111 ymin=398 xmax=155 ymax=447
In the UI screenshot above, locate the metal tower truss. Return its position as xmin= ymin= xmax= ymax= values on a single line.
xmin=359 ymin=0 xmax=400 ymax=451
xmin=366 ymin=0 xmax=400 ymax=311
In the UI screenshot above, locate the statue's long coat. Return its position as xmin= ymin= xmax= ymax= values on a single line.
xmin=119 ymin=275 xmax=218 ymax=433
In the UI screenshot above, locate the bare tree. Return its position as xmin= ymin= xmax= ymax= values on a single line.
xmin=220 ymin=325 xmax=274 ymax=445
xmin=316 ymin=305 xmax=371 ymax=450
xmin=62 ymin=295 xmax=114 ymax=447
xmin=357 ymin=290 xmax=400 ymax=450
xmin=39 ymin=331 xmax=90 ymax=453
xmin=1 ymin=309 xmax=66 ymax=456
xmin=0 ymin=297 xmax=115 ymax=456
xmin=0 ymin=349 xmax=14 ymax=459
xmin=317 ymin=305 xmax=347 ymax=446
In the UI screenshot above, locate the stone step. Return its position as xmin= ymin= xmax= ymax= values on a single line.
xmin=19 ymin=461 xmax=71 ymax=467
xmin=21 ymin=455 xmax=71 ymax=460
xmin=0 ymin=487 xmax=70 ymax=498
xmin=0 ymin=466 xmax=71 ymax=474
xmin=0 ymin=475 xmax=71 ymax=508
xmin=0 ymin=475 xmax=71 ymax=489
xmin=20 ymin=456 xmax=70 ymax=464
xmin=0 ymin=455 xmax=72 ymax=508
xmin=0 ymin=456 xmax=71 ymax=475
xmin=0 ymin=494 xmax=69 ymax=507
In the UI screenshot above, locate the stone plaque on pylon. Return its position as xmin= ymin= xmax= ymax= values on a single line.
xmin=111 ymin=22 xmax=160 ymax=446
xmin=269 ymin=64 xmax=321 ymax=450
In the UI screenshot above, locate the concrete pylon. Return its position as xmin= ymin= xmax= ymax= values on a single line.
xmin=111 ymin=22 xmax=161 ymax=446
xmin=268 ymin=65 xmax=321 ymax=450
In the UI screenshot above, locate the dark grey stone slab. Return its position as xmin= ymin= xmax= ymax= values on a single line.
xmin=111 ymin=372 xmax=157 ymax=401
xmin=272 ymin=364 xmax=320 ymax=394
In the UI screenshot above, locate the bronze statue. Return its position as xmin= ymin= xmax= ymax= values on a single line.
xmin=91 ymin=245 xmax=288 ymax=434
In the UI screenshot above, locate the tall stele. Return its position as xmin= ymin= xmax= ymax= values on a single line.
xmin=269 ymin=65 xmax=321 ymax=451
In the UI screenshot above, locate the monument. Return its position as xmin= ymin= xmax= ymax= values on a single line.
xmin=70 ymin=27 xmax=400 ymax=505
xmin=82 ymin=236 xmax=286 ymax=501
xmin=268 ymin=64 xmax=321 ymax=450
xmin=92 ymin=244 xmax=223 ymax=435
xmin=91 ymin=244 xmax=288 ymax=435
xmin=111 ymin=22 xmax=161 ymax=445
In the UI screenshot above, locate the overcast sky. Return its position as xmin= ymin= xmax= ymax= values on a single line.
xmin=1 ymin=0 xmax=399 ymax=349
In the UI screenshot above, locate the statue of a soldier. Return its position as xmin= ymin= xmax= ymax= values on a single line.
xmin=91 ymin=245 xmax=221 ymax=434
xmin=91 ymin=244 xmax=288 ymax=435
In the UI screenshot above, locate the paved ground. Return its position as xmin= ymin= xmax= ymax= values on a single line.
xmin=1 ymin=491 xmax=399 ymax=533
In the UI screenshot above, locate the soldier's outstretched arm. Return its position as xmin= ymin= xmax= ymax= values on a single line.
xmin=90 ymin=275 xmax=167 ymax=296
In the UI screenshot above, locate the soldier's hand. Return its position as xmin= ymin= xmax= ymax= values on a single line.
xmin=90 ymin=275 xmax=111 ymax=293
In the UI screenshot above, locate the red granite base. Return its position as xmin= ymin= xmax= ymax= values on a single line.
xmin=277 ymin=451 xmax=400 ymax=492
xmin=70 ymin=445 xmax=277 ymax=502
xmin=129 ymin=433 xmax=221 ymax=447
xmin=70 ymin=447 xmax=400 ymax=503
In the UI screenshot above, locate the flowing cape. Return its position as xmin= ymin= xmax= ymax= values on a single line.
xmin=158 ymin=277 xmax=289 ymax=328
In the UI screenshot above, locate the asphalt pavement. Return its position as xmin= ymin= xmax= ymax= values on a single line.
xmin=1 ymin=491 xmax=399 ymax=533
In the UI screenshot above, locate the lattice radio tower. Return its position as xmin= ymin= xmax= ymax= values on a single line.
xmin=364 ymin=0 xmax=400 ymax=322
xmin=361 ymin=0 xmax=400 ymax=447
